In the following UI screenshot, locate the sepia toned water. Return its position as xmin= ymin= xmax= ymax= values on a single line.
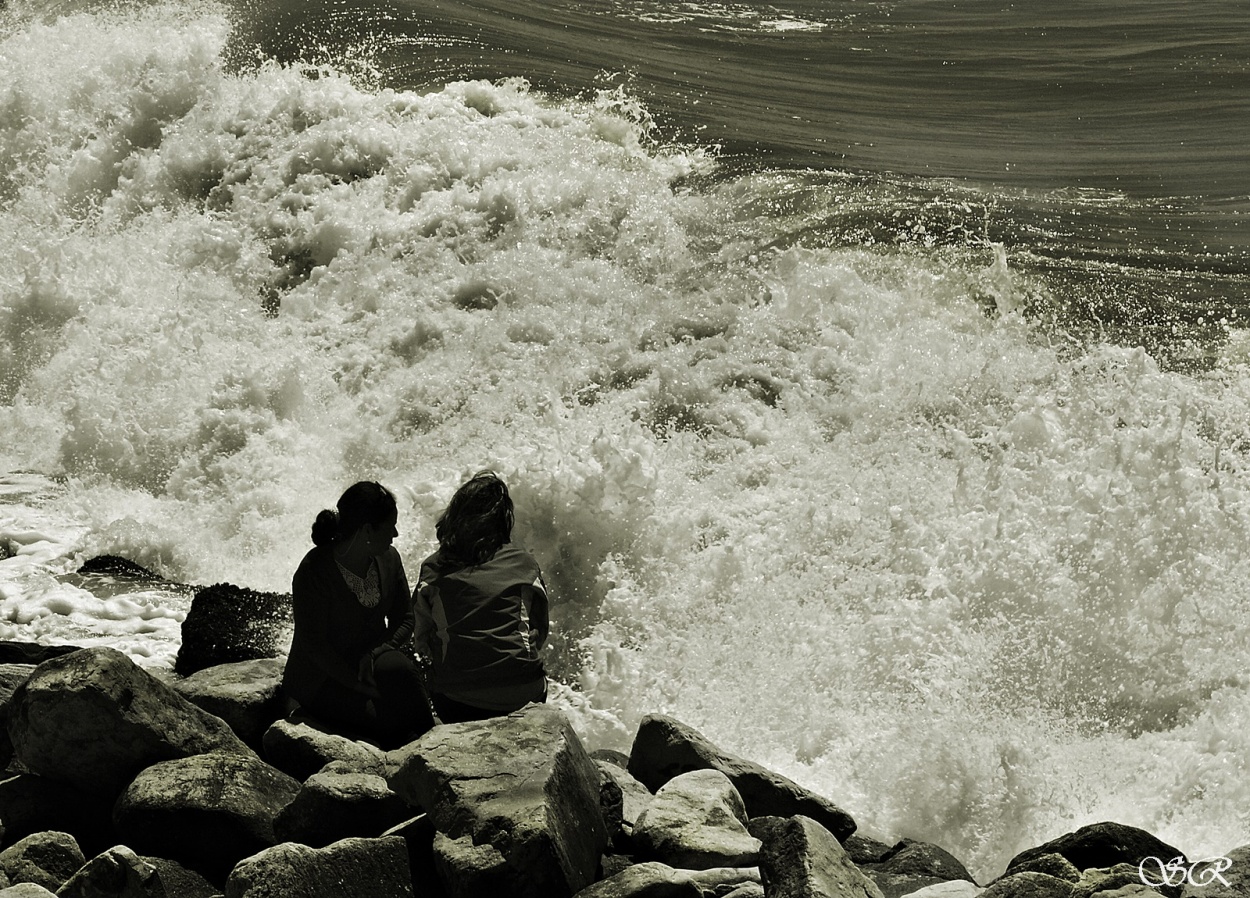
xmin=1 ymin=0 xmax=1248 ymax=878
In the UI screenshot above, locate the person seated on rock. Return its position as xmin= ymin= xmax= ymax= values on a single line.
xmin=414 ymin=471 xmax=550 ymax=724
xmin=283 ymin=481 xmax=434 ymax=748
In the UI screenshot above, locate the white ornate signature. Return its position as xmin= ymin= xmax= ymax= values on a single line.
xmin=1138 ymin=856 xmax=1233 ymax=888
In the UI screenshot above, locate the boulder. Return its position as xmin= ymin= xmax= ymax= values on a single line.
xmin=981 ymin=872 xmax=1075 ymax=898
xmin=223 ymin=835 xmax=413 ymax=898
xmin=846 ymin=834 xmax=894 ymax=866
xmin=172 ymin=658 xmax=287 ymax=749
xmin=0 ymin=644 xmax=82 ymax=666
xmin=388 ymin=704 xmax=607 ymax=898
xmin=175 ymin=583 xmax=291 ymax=676
xmin=723 ymin=887 xmax=765 ymax=898
xmin=906 ymin=883 xmax=984 ymax=898
xmin=113 ymin=749 xmax=300 ymax=882
xmin=262 ymin=716 xmax=388 ymax=782
xmin=570 ymin=861 xmax=704 ymax=897
xmin=1011 ymin=854 xmax=1081 ymax=883
xmin=56 ymin=845 xmax=217 ymax=898
xmin=1072 ymin=865 xmax=1162 ymax=898
xmin=631 ymin=769 xmax=761 ymax=869
xmin=627 ymin=715 xmax=856 ymax=842
xmin=6 ymin=648 xmax=250 ymax=798
xmin=861 ymin=838 xmax=977 ymax=898
xmin=0 ymin=665 xmax=34 ymax=707
xmin=0 ymin=774 xmax=116 ymax=856
xmin=754 ymin=815 xmax=883 ymax=898
xmin=1005 ymin=823 xmax=1186 ymax=879
xmin=0 ymin=832 xmax=84 ymax=892
xmin=1181 ymin=845 xmax=1250 ymax=898
xmin=596 ymin=761 xmax=654 ymax=840
xmin=275 ymin=764 xmax=411 ymax=847
xmin=0 ymin=885 xmax=54 ymax=897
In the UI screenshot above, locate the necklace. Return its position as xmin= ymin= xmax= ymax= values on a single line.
xmin=336 ymin=557 xmax=381 ymax=608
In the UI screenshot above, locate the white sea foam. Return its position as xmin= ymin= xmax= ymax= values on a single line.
xmin=1 ymin=0 xmax=1249 ymax=877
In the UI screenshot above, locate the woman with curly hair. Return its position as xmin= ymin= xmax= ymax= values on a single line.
xmin=414 ymin=472 xmax=550 ymax=723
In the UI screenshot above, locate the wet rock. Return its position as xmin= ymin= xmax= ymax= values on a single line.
xmin=275 ymin=763 xmax=411 ymax=847
xmin=982 ymin=872 xmax=1076 ymax=898
xmin=262 ymin=716 xmax=388 ymax=781
xmin=571 ymin=860 xmax=764 ymax=898
xmin=56 ymin=844 xmax=217 ymax=898
xmin=388 ymin=704 xmax=607 ymax=898
xmin=1180 ymin=846 xmax=1250 ymax=898
xmin=223 ymin=836 xmax=412 ymax=898
xmin=755 ymin=815 xmax=882 ymax=898
xmin=627 ymin=715 xmax=856 ymax=842
xmin=0 ymin=832 xmax=84 ymax=893
xmin=0 ymin=884 xmax=55 ymax=897
xmin=1005 ymin=823 xmax=1186 ymax=880
xmin=175 ymin=583 xmax=291 ymax=677
xmin=906 ymin=882 xmax=984 ymax=898
xmin=113 ymin=749 xmax=300 ymax=883
xmin=596 ymin=761 xmax=654 ymax=842
xmin=632 ymin=769 xmax=760 ymax=869
xmin=861 ymin=838 xmax=977 ymax=898
xmin=1012 ymin=854 xmax=1082 ymax=883
xmin=6 ymin=648 xmax=249 ymax=798
xmin=172 ymin=657 xmax=287 ymax=750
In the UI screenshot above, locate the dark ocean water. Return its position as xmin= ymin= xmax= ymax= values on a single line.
xmin=228 ymin=0 xmax=1250 ymax=363
xmin=3 ymin=0 xmax=1250 ymax=873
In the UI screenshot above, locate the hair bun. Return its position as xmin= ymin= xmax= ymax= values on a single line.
xmin=310 ymin=508 xmax=340 ymax=547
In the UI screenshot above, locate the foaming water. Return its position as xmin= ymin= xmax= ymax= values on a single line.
xmin=2 ymin=0 xmax=1250 ymax=879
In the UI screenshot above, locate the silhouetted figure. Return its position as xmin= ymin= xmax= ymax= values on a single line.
xmin=415 ymin=472 xmax=550 ymax=723
xmin=283 ymin=481 xmax=433 ymax=747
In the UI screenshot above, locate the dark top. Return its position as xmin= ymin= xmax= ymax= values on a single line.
xmin=414 ymin=543 xmax=548 ymax=699
xmin=282 ymin=544 xmax=414 ymax=707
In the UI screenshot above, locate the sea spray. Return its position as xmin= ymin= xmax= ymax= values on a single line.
xmin=2 ymin=0 xmax=1249 ymax=881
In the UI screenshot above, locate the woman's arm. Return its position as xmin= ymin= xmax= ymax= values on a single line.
xmin=525 ymin=576 xmax=550 ymax=650
xmin=376 ymin=549 xmax=416 ymax=654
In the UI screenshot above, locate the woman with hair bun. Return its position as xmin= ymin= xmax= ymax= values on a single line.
xmin=414 ymin=471 xmax=550 ymax=723
xmin=282 ymin=481 xmax=433 ymax=747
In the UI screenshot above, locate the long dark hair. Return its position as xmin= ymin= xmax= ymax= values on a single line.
xmin=436 ymin=471 xmax=514 ymax=565
xmin=311 ymin=481 xmax=397 ymax=547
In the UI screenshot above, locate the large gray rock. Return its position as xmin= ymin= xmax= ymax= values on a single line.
xmin=172 ymin=658 xmax=287 ymax=749
xmin=388 ymin=704 xmax=607 ymax=898
xmin=1181 ymin=846 xmax=1250 ymax=898
xmin=906 ymin=883 xmax=984 ymax=898
xmin=627 ymin=715 xmax=856 ymax=842
xmin=596 ymin=761 xmax=654 ymax=841
xmin=861 ymin=839 xmax=977 ymax=898
xmin=1005 ymin=823 xmax=1185 ymax=879
xmin=223 ymin=836 xmax=412 ymax=898
xmin=5 ymin=648 xmax=249 ymax=798
xmin=56 ymin=844 xmax=217 ymax=898
xmin=632 ymin=769 xmax=761 ymax=869
xmin=754 ymin=815 xmax=883 ymax=898
xmin=0 ymin=774 xmax=115 ymax=857
xmin=0 ymin=885 xmax=54 ymax=897
xmin=981 ymin=872 xmax=1075 ymax=898
xmin=275 ymin=763 xmax=411 ymax=847
xmin=262 ymin=716 xmax=388 ymax=782
xmin=113 ymin=749 xmax=300 ymax=882
xmin=0 ymin=832 xmax=84 ymax=893
xmin=572 ymin=861 xmax=763 ymax=898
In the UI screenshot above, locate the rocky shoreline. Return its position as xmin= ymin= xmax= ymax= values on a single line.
xmin=0 ymin=575 xmax=1242 ymax=897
